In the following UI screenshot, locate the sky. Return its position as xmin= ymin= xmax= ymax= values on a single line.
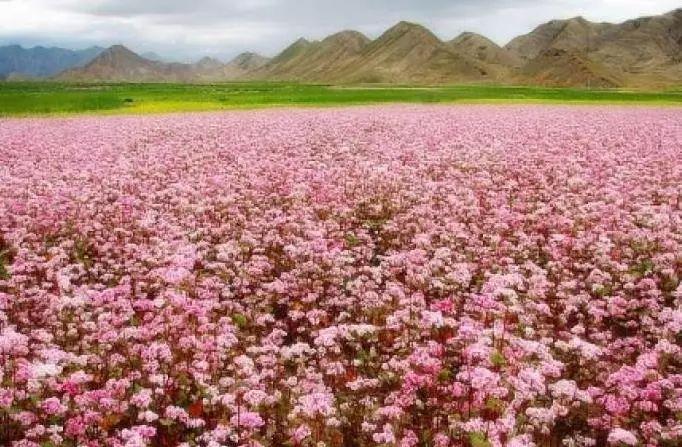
xmin=0 ymin=0 xmax=679 ymax=62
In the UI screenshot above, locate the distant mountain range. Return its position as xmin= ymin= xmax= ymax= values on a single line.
xmin=2 ymin=8 xmax=681 ymax=88
xmin=0 ymin=45 xmax=104 ymax=79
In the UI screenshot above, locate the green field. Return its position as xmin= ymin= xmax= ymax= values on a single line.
xmin=1 ymin=82 xmax=681 ymax=116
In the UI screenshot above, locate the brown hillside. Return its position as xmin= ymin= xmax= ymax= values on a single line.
xmin=333 ymin=22 xmax=490 ymax=84
xmin=520 ymin=47 xmax=621 ymax=88
xmin=56 ymin=9 xmax=682 ymax=88
xmin=252 ymin=31 xmax=370 ymax=81
xmin=506 ymin=9 xmax=682 ymax=87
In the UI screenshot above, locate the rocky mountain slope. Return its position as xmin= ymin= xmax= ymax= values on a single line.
xmin=54 ymin=8 xmax=682 ymax=88
xmin=506 ymin=9 xmax=682 ymax=87
xmin=248 ymin=31 xmax=370 ymax=81
xmin=328 ymin=22 xmax=490 ymax=84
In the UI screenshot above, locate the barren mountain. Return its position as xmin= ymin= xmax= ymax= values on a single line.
xmin=218 ymin=52 xmax=271 ymax=79
xmin=258 ymin=38 xmax=314 ymax=75
xmin=448 ymin=32 xmax=521 ymax=79
xmin=520 ymin=48 xmax=621 ymax=88
xmin=58 ymin=45 xmax=195 ymax=82
xmin=228 ymin=52 xmax=270 ymax=71
xmin=54 ymin=9 xmax=682 ymax=87
xmin=58 ymin=46 xmax=271 ymax=82
xmin=329 ymin=22 xmax=490 ymax=84
xmin=193 ymin=52 xmax=270 ymax=80
xmin=590 ymin=9 xmax=682 ymax=87
xmin=449 ymin=32 xmax=521 ymax=66
xmin=251 ymin=31 xmax=370 ymax=81
xmin=507 ymin=8 xmax=682 ymax=87
xmin=506 ymin=17 xmax=614 ymax=62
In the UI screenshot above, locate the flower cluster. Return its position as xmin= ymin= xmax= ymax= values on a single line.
xmin=0 ymin=106 xmax=681 ymax=446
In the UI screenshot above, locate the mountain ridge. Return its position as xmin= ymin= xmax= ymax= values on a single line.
xmin=13 ymin=8 xmax=682 ymax=88
xmin=0 ymin=45 xmax=104 ymax=79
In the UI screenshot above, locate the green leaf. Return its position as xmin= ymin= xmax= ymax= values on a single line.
xmin=490 ymin=350 xmax=507 ymax=368
xmin=0 ymin=250 xmax=10 ymax=280
xmin=438 ymin=368 xmax=452 ymax=382
xmin=469 ymin=432 xmax=491 ymax=447
xmin=232 ymin=313 xmax=248 ymax=328
xmin=345 ymin=233 xmax=361 ymax=248
xmin=629 ymin=258 xmax=654 ymax=277
xmin=485 ymin=397 xmax=503 ymax=413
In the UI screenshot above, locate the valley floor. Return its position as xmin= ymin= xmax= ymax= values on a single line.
xmin=0 ymin=81 xmax=681 ymax=116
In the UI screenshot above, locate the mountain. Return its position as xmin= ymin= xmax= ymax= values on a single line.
xmin=506 ymin=17 xmax=614 ymax=62
xmin=448 ymin=32 xmax=521 ymax=79
xmin=221 ymin=52 xmax=270 ymax=79
xmin=449 ymin=32 xmax=521 ymax=66
xmin=251 ymin=31 xmax=370 ymax=81
xmin=507 ymin=9 xmax=682 ymax=87
xmin=57 ymin=45 xmax=194 ymax=82
xmin=589 ymin=9 xmax=682 ymax=87
xmin=50 ymin=8 xmax=682 ymax=87
xmin=0 ymin=45 xmax=103 ymax=79
xmin=331 ymin=22 xmax=490 ymax=84
xmin=228 ymin=52 xmax=270 ymax=71
xmin=191 ymin=53 xmax=271 ymax=80
xmin=58 ymin=45 xmax=271 ymax=82
xmin=520 ymin=48 xmax=621 ymax=88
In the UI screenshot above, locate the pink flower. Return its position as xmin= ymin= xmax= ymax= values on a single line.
xmin=607 ymin=428 xmax=638 ymax=445
xmin=292 ymin=424 xmax=311 ymax=443
xmin=230 ymin=411 xmax=265 ymax=430
xmin=295 ymin=392 xmax=335 ymax=418
xmin=40 ymin=397 xmax=67 ymax=416
xmin=372 ymin=424 xmax=396 ymax=444
xmin=1 ymin=106 xmax=681 ymax=446
xmin=0 ymin=388 xmax=13 ymax=408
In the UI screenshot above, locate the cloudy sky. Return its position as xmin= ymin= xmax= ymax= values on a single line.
xmin=0 ymin=0 xmax=679 ymax=61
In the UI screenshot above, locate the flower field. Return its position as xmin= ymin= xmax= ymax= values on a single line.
xmin=0 ymin=105 xmax=681 ymax=447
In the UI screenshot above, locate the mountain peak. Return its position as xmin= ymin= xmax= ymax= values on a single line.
xmin=449 ymin=32 xmax=520 ymax=68
xmin=379 ymin=20 xmax=441 ymax=44
xmin=228 ymin=52 xmax=270 ymax=70
xmin=568 ymin=16 xmax=587 ymax=22
xmin=293 ymin=37 xmax=311 ymax=46
xmin=564 ymin=16 xmax=596 ymax=27
xmin=98 ymin=45 xmax=142 ymax=61
xmin=106 ymin=44 xmax=134 ymax=53
xmin=197 ymin=56 xmax=222 ymax=64
xmin=387 ymin=20 xmax=432 ymax=34
xmin=268 ymin=37 xmax=314 ymax=65
xmin=321 ymin=30 xmax=370 ymax=52
xmin=95 ymin=45 xmax=147 ymax=64
xmin=196 ymin=56 xmax=223 ymax=69
xmin=394 ymin=20 xmax=422 ymax=29
xmin=234 ymin=51 xmax=259 ymax=59
xmin=451 ymin=32 xmax=496 ymax=45
xmin=323 ymin=30 xmax=370 ymax=44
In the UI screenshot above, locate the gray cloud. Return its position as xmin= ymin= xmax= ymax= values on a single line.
xmin=0 ymin=0 xmax=679 ymax=62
